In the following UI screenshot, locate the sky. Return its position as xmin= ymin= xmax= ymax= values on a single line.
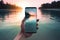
xmin=3 ymin=0 xmax=59 ymax=7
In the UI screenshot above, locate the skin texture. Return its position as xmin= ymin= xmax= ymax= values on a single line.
xmin=14 ymin=18 xmax=33 ymax=40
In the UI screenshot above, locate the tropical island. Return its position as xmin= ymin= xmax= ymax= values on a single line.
xmin=39 ymin=1 xmax=60 ymax=9
xmin=0 ymin=0 xmax=21 ymax=9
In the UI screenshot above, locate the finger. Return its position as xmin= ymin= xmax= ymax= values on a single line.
xmin=36 ymin=23 xmax=38 ymax=26
xmin=36 ymin=23 xmax=38 ymax=29
xmin=37 ymin=19 xmax=39 ymax=22
xmin=36 ymin=19 xmax=39 ymax=29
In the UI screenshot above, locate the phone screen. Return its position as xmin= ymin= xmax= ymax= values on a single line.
xmin=25 ymin=7 xmax=37 ymax=33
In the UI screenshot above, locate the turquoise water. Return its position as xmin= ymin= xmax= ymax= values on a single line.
xmin=25 ymin=19 xmax=36 ymax=33
xmin=26 ymin=9 xmax=60 ymax=40
xmin=0 ymin=9 xmax=21 ymax=40
xmin=0 ymin=26 xmax=20 ymax=40
xmin=0 ymin=9 xmax=60 ymax=40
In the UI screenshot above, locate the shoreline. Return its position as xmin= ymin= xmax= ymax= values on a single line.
xmin=39 ymin=8 xmax=60 ymax=11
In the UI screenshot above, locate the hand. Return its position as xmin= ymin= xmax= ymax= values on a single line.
xmin=14 ymin=18 xmax=39 ymax=40
xmin=20 ymin=18 xmax=33 ymax=38
xmin=21 ymin=18 xmax=39 ymax=38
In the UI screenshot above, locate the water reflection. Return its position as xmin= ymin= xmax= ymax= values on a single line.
xmin=26 ymin=9 xmax=60 ymax=40
xmin=37 ymin=9 xmax=60 ymax=40
xmin=0 ymin=9 xmax=37 ymax=40
xmin=0 ymin=9 xmax=21 ymax=21
xmin=0 ymin=9 xmax=60 ymax=40
xmin=37 ymin=9 xmax=52 ymax=23
xmin=0 ymin=9 xmax=23 ymax=40
xmin=41 ymin=9 xmax=60 ymax=22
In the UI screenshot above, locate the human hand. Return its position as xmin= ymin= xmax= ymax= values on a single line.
xmin=20 ymin=18 xmax=39 ymax=38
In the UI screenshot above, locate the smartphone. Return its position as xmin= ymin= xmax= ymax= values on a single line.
xmin=25 ymin=7 xmax=37 ymax=33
